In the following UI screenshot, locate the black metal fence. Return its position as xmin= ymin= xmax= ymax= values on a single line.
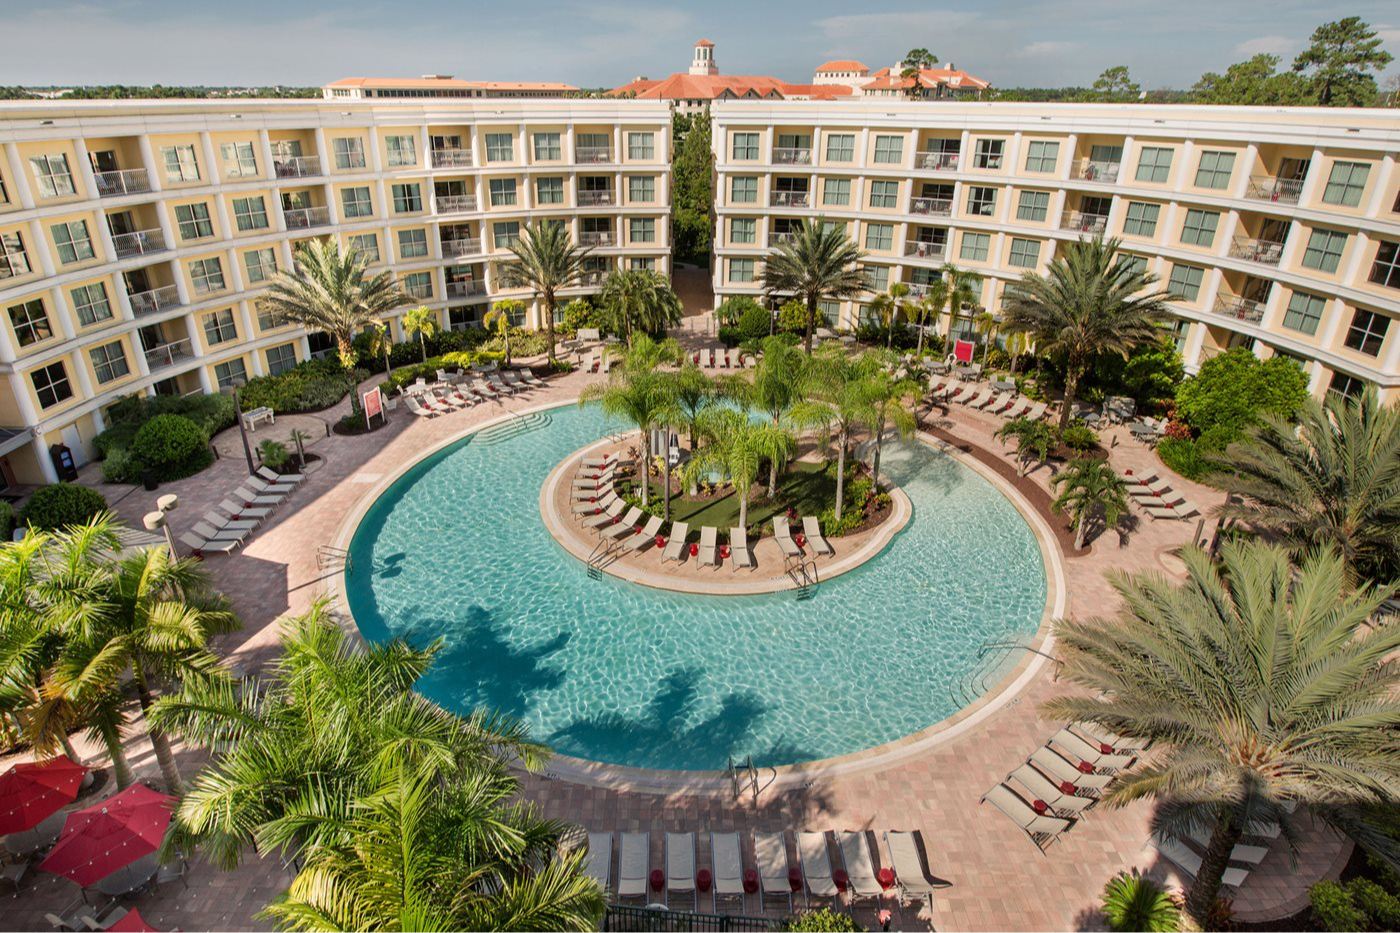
xmin=603 ymin=904 xmax=781 ymax=932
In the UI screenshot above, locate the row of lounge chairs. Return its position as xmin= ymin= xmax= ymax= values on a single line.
xmin=178 ymin=467 xmax=306 ymax=557
xmin=582 ymin=828 xmax=946 ymax=914
xmin=931 ymin=378 xmax=1049 ymax=421
xmin=584 ymin=351 xmax=618 ymax=374
xmin=691 ymin=347 xmax=751 ymax=369
xmin=1150 ymin=800 xmax=1292 ymax=891
xmin=404 ymin=369 xmax=546 ymax=418
xmin=1121 ymin=470 xmax=1201 ymax=521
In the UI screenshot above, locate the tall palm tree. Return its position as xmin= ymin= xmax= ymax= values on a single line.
xmin=402 ymin=306 xmax=438 ymax=362
xmin=682 ymin=409 xmax=794 ymax=530
xmin=995 ymin=417 xmax=1056 ymax=476
xmin=790 ymin=348 xmax=878 ymax=521
xmin=934 ymin=263 xmax=982 ymax=353
xmin=738 ymin=336 xmax=809 ymax=495
xmin=868 ymin=282 xmax=911 ymax=349
xmin=658 ymin=363 xmax=719 ymax=500
xmin=496 ymin=221 xmax=591 ymax=362
xmin=974 ymin=310 xmax=1000 ymax=366
xmin=1210 ymin=388 xmax=1400 ymax=586
xmin=579 ymin=336 xmax=680 ymax=508
xmin=1046 ymin=541 xmax=1400 ymax=931
xmin=1050 ymin=458 xmax=1130 ymax=550
xmin=599 ymin=269 xmax=684 ymax=347
xmin=760 ymin=218 xmax=867 ymax=353
xmin=484 ymin=301 xmax=522 ymax=367
xmin=855 ymin=362 xmax=919 ymax=490
xmin=1001 ymin=237 xmax=1173 ymax=428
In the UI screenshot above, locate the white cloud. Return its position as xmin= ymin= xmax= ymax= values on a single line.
xmin=1013 ymin=41 xmax=1075 ymax=58
xmin=1233 ymin=35 xmax=1295 ymax=57
xmin=813 ymin=9 xmax=983 ymax=43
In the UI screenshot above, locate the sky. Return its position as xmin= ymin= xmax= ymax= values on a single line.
xmin=3 ymin=0 xmax=1398 ymax=90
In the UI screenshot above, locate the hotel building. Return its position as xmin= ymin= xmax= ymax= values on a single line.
xmin=0 ymin=98 xmax=672 ymax=486
xmin=711 ymin=100 xmax=1400 ymax=405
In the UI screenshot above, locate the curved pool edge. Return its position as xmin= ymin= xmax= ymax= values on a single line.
xmin=327 ymin=402 xmax=1066 ymax=792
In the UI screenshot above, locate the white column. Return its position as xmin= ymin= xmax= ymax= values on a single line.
xmin=1118 ymin=136 xmax=1136 ymax=183
xmin=28 ymin=220 xmax=56 ymax=277
xmin=1232 ymin=144 xmax=1258 ymax=199
xmin=314 ymin=128 xmax=333 ymax=174
xmin=1172 ymin=140 xmax=1196 ymax=190
xmin=1062 ymin=133 xmax=1078 ymax=179
xmin=1005 ymin=131 xmax=1024 ymax=178
xmin=184 ymin=312 xmax=205 ymax=356
xmin=1318 ymin=297 xmax=1349 ymax=349
xmin=92 ymin=210 xmax=119 ymax=264
xmin=1258 ymin=281 xmax=1286 ymax=332
xmin=110 ymin=272 xmax=135 ymax=321
xmin=1217 ymin=211 xmax=1240 ymax=259
xmin=323 ymin=182 xmax=340 ymax=225
xmin=226 ymin=248 xmax=246 ymax=293
xmin=765 ymin=126 xmax=776 ymax=163
xmin=1341 ymin=230 xmax=1371 ymax=288
xmin=136 ymin=135 xmax=164 ymax=193
xmin=48 ymin=286 xmax=76 ymax=340
xmin=1363 ymin=154 xmax=1395 ymax=215
xmin=1183 ymin=320 xmax=1208 ymax=371
xmin=366 ymin=127 xmax=382 ymax=173
xmin=418 ymin=125 xmax=431 ymax=171
xmin=211 ymin=192 xmax=234 ymax=241
xmin=30 ymin=437 xmax=61 ymax=484
xmin=1297 ymin=147 xmax=1326 ymax=206
xmin=1200 ymin=267 xmax=1225 ymax=316
xmin=520 ymin=174 xmax=532 ymax=211
xmin=153 ymin=203 xmax=178 ymax=260
xmin=195 ymin=364 xmax=214 ymax=394
xmin=4 ymin=143 xmax=36 ymax=208
xmin=613 ymin=124 xmax=622 ymax=163
xmin=906 ymin=128 xmax=919 ymax=171
xmin=171 ymin=257 xmax=192 ymax=306
xmin=72 ymin=138 xmax=100 ymax=201
xmin=198 ymin=132 xmax=219 ymax=186
xmin=257 ymin=129 xmax=276 ymax=181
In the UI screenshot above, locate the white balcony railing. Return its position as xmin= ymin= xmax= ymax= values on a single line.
xmin=273 ymin=156 xmax=321 ymax=178
xmin=446 ymin=281 xmax=486 ymax=299
xmin=580 ymin=231 xmax=614 ymax=247
xmin=1213 ymin=293 xmax=1265 ymax=323
xmin=1229 ymin=236 xmax=1286 ymax=266
xmin=435 ymin=194 xmax=478 ymax=214
xmin=111 ymin=228 xmax=166 ymax=259
xmin=910 ymin=197 xmax=953 ymax=216
xmin=575 ymin=146 xmax=611 ymax=164
xmin=578 ymin=271 xmax=606 ymax=287
xmin=283 ymin=206 xmax=331 ymax=229
xmin=767 ymin=232 xmax=797 ymax=247
xmin=773 ymin=147 xmax=812 ymax=165
xmin=144 ymin=338 xmax=193 ymax=370
xmin=1074 ymin=159 xmax=1120 ymax=183
xmin=1060 ymin=210 xmax=1108 ymax=234
xmin=578 ymin=190 xmax=613 ymax=207
xmin=905 ymin=241 xmax=947 ymax=259
xmin=917 ymin=152 xmax=959 ymax=171
xmin=1245 ymin=175 xmax=1304 ymax=204
xmin=93 ymin=168 xmax=151 ymax=197
xmin=770 ymin=191 xmax=809 ymax=208
xmin=127 ymin=285 xmax=181 ymax=317
xmin=440 ymin=237 xmax=482 ymax=257
xmin=430 ymin=149 xmax=473 ymax=168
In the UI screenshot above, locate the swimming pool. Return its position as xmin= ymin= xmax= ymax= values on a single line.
xmin=345 ymin=402 xmax=1047 ymax=771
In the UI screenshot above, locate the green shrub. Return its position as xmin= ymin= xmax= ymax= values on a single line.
xmin=783 ymin=908 xmax=864 ymax=932
xmin=380 ymin=350 xmax=506 ymax=395
xmin=352 ymin=325 xmax=490 ymax=373
xmin=558 ymin=298 xmax=603 ymax=339
xmin=776 ymin=300 xmax=809 ymax=334
xmin=130 ymin=414 xmax=212 ymax=482
xmin=1310 ymin=880 xmax=1367 ymax=933
xmin=258 ymin=440 xmax=290 ymax=469
xmin=818 ymin=505 xmax=863 ymax=538
xmin=1156 ymin=437 xmax=1212 ymax=481
xmin=0 ymin=502 xmax=14 ymax=541
xmin=547 ymin=358 xmax=575 ymax=375
xmin=1349 ymin=877 xmax=1400 ymax=930
xmin=1174 ymin=348 xmax=1309 ymax=436
xmin=1059 ymin=424 xmax=1101 ymax=452
xmin=716 ymin=295 xmax=763 ymax=326
xmin=1366 ymin=852 xmax=1400 ymax=896
xmin=717 ymin=325 xmax=741 ymax=348
xmin=100 ymin=448 xmax=137 ymax=484
xmin=853 ymin=323 xmax=917 ymax=349
xmin=1100 ymin=871 xmax=1180 ymax=933
xmin=94 ymin=392 xmax=236 ymax=482
xmin=737 ymin=304 xmax=771 ymax=341
xmin=847 ymin=477 xmax=873 ymax=508
xmin=21 ymin=483 xmax=108 ymax=531
xmin=238 ymin=358 xmax=366 ymax=414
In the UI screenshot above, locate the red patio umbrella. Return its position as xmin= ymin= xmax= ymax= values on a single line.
xmin=0 ymin=756 xmax=89 ymax=834
xmin=107 ymin=908 xmax=161 ymax=932
xmin=39 ymin=784 xmax=175 ymax=888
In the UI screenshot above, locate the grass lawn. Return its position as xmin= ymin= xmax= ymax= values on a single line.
xmin=620 ymin=461 xmax=839 ymax=531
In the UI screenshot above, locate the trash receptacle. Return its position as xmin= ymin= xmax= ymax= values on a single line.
xmin=141 ymin=468 xmax=158 ymax=491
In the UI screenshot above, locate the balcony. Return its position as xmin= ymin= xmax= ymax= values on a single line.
xmin=1229 ymin=236 xmax=1285 ymax=267
xmin=93 ymin=168 xmax=151 ymax=197
xmin=767 ymin=232 xmax=797 ymax=248
xmin=773 ymin=147 xmax=812 ymax=165
xmin=1245 ymin=175 xmax=1304 ymax=204
xmin=580 ymin=231 xmax=614 ymax=248
xmin=906 ymin=282 xmax=934 ymax=298
xmin=575 ymin=146 xmax=611 ymax=164
xmin=440 ymin=237 xmax=482 ymax=258
xmin=1060 ymin=210 xmax=1108 ymax=235
xmin=578 ymin=190 xmax=614 ymax=207
xmin=1213 ymin=292 xmax=1265 ymax=323
xmin=1074 ymin=159 xmax=1120 ymax=183
xmin=144 ymin=338 xmax=193 ymax=371
xmin=578 ymin=271 xmax=606 ymax=287
xmin=127 ymin=285 xmax=181 ymax=317
xmin=917 ymin=152 xmax=959 ymax=171
xmin=905 ymin=241 xmax=947 ymax=260
xmin=430 ymin=149 xmax=473 ymax=168
xmin=446 ymin=280 xmax=486 ymax=299
xmin=110 ymin=228 xmax=166 ymax=259
xmin=435 ymin=194 xmax=478 ymax=214
xmin=910 ymin=197 xmax=953 ymax=216
xmin=274 ymin=156 xmax=321 ymax=178
xmin=770 ymin=191 xmax=809 ymax=208
xmin=284 ymin=206 xmax=331 ymax=229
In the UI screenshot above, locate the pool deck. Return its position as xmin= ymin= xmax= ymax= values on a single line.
xmin=2 ymin=358 xmax=1346 ymax=932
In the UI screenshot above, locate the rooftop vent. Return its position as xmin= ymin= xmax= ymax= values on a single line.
xmin=420 ymin=74 xmax=454 ymax=81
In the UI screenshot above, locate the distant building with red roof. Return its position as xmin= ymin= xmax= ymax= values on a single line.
xmin=858 ymin=63 xmax=991 ymax=99
xmin=322 ymin=75 xmax=578 ymax=100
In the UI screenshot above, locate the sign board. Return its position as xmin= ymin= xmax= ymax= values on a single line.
xmin=953 ymin=339 xmax=976 ymax=363
xmin=362 ymin=387 xmax=384 ymax=427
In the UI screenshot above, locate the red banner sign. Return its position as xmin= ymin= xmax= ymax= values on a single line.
xmin=362 ymin=387 xmax=383 ymax=426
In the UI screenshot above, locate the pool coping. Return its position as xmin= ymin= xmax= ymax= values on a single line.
xmin=330 ymin=401 xmax=1067 ymax=794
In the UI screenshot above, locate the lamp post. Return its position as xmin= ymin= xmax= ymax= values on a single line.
xmin=220 ymin=379 xmax=256 ymax=476
xmin=144 ymin=493 xmax=180 ymax=556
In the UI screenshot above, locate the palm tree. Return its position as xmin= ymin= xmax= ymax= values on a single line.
xmin=496 ymin=220 xmax=591 ymax=362
xmin=484 ymin=301 xmax=522 ymax=367
xmin=1050 ymin=458 xmax=1130 ymax=550
xmin=934 ymin=263 xmax=982 ymax=353
xmin=739 ymin=336 xmax=809 ymax=495
xmin=908 ymin=289 xmax=942 ymax=357
xmin=682 ymin=409 xmax=794 ymax=530
xmin=1046 ymin=541 xmax=1400 ymax=930
xmin=402 ymin=306 xmax=438 ymax=362
xmin=791 ymin=348 xmax=879 ymax=522
xmin=974 ymin=310 xmax=1000 ymax=366
xmin=579 ymin=336 xmax=679 ymax=508
xmin=658 ymin=363 xmax=719 ymax=500
xmin=1001 ymin=237 xmax=1173 ymax=429
xmin=854 ymin=359 xmax=920 ymax=490
xmin=1209 ymin=388 xmax=1400 ymax=586
xmin=995 ymin=417 xmax=1055 ymax=476
xmin=868 ymin=282 xmax=911 ymax=349
xmin=599 ymin=269 xmax=684 ymax=346
xmin=760 ymin=218 xmax=867 ymax=353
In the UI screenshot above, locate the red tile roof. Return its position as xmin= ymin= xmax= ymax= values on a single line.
xmin=610 ymin=73 xmax=855 ymax=102
xmin=695 ymin=38 xmax=715 ymax=47
xmin=815 ymin=60 xmax=870 ymax=73
xmin=865 ymin=66 xmax=990 ymax=91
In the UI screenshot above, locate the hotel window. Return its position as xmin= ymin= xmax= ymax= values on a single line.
xmin=270 ymin=139 xmax=303 ymax=161
xmin=1122 ymin=202 xmax=1160 ymax=237
xmin=868 ymin=181 xmax=899 ymax=208
xmin=1117 ymin=254 xmax=1148 ymax=277
xmin=731 ymin=176 xmax=758 ymax=203
xmin=51 ymin=221 xmax=95 ymax=264
xmin=873 ymin=135 xmax=904 ymax=164
xmin=488 ymin=178 xmax=516 ymax=206
xmin=1322 ymin=161 xmax=1370 ymax=207
xmin=865 ymin=223 xmax=893 ymax=250
xmin=863 ymin=265 xmax=889 ymax=291
xmin=403 ymin=272 xmax=433 ymax=299
xmin=493 ymin=221 xmax=520 ymax=249
xmin=1180 ymin=209 xmax=1219 ymax=247
xmin=1301 ymin=229 xmax=1347 ymax=274
xmin=9 ymin=298 xmax=52 ymax=346
xmin=89 ymin=341 xmax=129 ymax=384
xmin=731 ymin=132 xmax=759 ymax=160
xmin=823 ymin=178 xmax=850 ymax=206
xmin=340 ymin=186 xmax=373 ymax=218
xmin=485 ymin=133 xmax=515 ymax=163
xmin=1329 ymin=371 xmax=1367 ymax=399
xmin=966 ymin=186 xmax=997 ymax=216
xmin=1008 ymin=237 xmax=1040 ymax=268
xmin=627 ymin=132 xmax=655 ymax=160
xmin=630 ymin=218 xmax=656 ymax=243
xmin=385 ymin=135 xmax=417 ymax=167
xmin=71 ymin=283 xmax=112 ymax=326
xmin=257 ymin=302 xmax=288 ymax=330
xmin=160 ymin=145 xmax=200 ymax=182
xmin=533 ymin=176 xmax=562 ymax=205
xmin=348 ymin=233 xmax=380 ymax=263
xmin=533 ymin=132 xmax=561 ymax=161
xmin=220 ymin=142 xmax=258 ymax=177
xmin=1193 ymin=151 xmax=1236 ymax=189
xmin=214 ymin=359 xmax=248 ymax=391
xmin=174 ymin=203 xmax=214 ymax=240
xmin=1344 ymin=308 xmax=1389 ymax=356
xmin=1370 ymin=241 xmax=1400 ymax=289
xmin=392 ymin=183 xmax=423 ymax=213
xmin=1167 ymin=264 xmax=1204 ymax=302
xmin=629 ymin=257 xmax=656 ymax=271
xmin=189 ymin=257 xmax=225 ymax=294
xmin=0 ymin=231 xmax=31 ymax=279
xmin=960 ymin=232 xmax=989 ymax=262
xmin=266 ymin=343 xmax=297 ymax=375
xmin=244 ymin=248 xmax=277 ymax=284
xmin=232 ymin=196 xmax=269 ymax=231
xmin=730 ymin=218 xmax=755 ymax=244
xmin=332 ymin=137 xmax=366 ymax=169
xmin=31 ymin=361 xmax=72 ymax=409
xmin=973 ymin=138 xmax=1004 ymax=169
xmin=1135 ymin=146 xmax=1173 ymax=183
xmin=1016 ymin=191 xmax=1049 ymax=222
xmin=824 ymin=133 xmax=854 ymax=162
xmin=398 ymin=228 xmax=428 ymax=258
xmin=203 ymin=308 xmax=238 ymax=345
xmin=447 ymin=307 xmax=480 ymax=331
xmin=0 ymin=173 xmax=6 ymax=203
xmin=1023 ymin=141 xmax=1058 ymax=173
xmin=729 ymin=258 xmax=755 ymax=282
xmin=29 ymin=154 xmax=75 ymax=198
xmin=577 ymin=133 xmax=610 ymax=158
xmin=1282 ymin=291 xmax=1326 ymax=335
xmin=628 ymin=176 xmax=655 ymax=203
xmin=817 ymin=300 xmax=839 ymax=325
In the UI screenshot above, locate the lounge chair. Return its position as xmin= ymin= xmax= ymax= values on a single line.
xmin=520 ymin=369 xmax=547 ymax=388
xmin=232 ymin=486 xmax=283 ymax=508
xmin=617 ymin=832 xmax=650 ymax=902
xmin=202 ymin=511 xmax=258 ymax=533
xmin=625 ymin=516 xmax=665 ymax=553
xmin=600 ymin=507 xmax=644 ymax=540
xmin=581 ymin=499 xmax=626 ymax=529
xmin=583 ymin=831 xmax=612 ymax=896
xmin=1151 ymin=834 xmax=1250 ymax=888
xmin=710 ymin=831 xmax=746 ymax=912
xmin=1029 ymin=746 xmax=1115 ymax=793
xmin=472 ymin=379 xmax=500 ymax=399
xmin=404 ymin=396 xmax=437 ymax=419
xmin=1007 ymin=764 xmax=1094 ymax=817
xmin=179 ymin=532 xmax=239 ymax=556
xmin=666 ymin=832 xmax=696 ymax=910
xmin=980 ymin=784 xmax=1073 ymax=854
xmin=882 ymin=830 xmax=945 ymax=909
xmin=1023 ymin=401 xmax=1048 ymax=420
xmin=585 ymin=351 xmax=601 ymax=373
xmin=572 ymin=475 xmax=611 ymax=491
xmin=601 ymin=354 xmax=618 ymax=373
xmin=729 ymin=348 xmax=743 ymax=368
xmin=836 ymin=831 xmax=884 ymax=907
xmin=958 ymin=389 xmax=985 ymax=407
xmin=582 ymin=454 xmax=613 ymax=468
xmin=491 ymin=374 xmax=521 ymax=395
xmin=704 ymin=348 xmax=715 ymax=368
xmin=571 ymin=483 xmax=613 ymax=501
xmin=1050 ymin=728 xmax=1136 ymax=771
xmin=663 ymin=522 xmax=690 ymax=562
xmin=1187 ymin=827 xmax=1269 ymax=865
xmin=220 ymin=498 xmax=271 ymax=521
xmin=753 ymin=832 xmax=792 ymax=912
xmin=1074 ymin=722 xmax=1146 ymax=753
xmin=573 ymin=491 xmax=618 ymax=514
xmin=697 ymin=526 xmax=719 ymax=566
xmin=247 ymin=475 xmax=295 ymax=496
xmin=1001 ymin=399 xmax=1031 ymax=419
xmin=191 ymin=521 xmax=248 ymax=544
xmin=730 ymin=526 xmax=754 ymax=570
xmin=796 ymin=831 xmax=838 ymax=907
xmin=972 ymin=392 xmax=1003 ymax=411
xmin=498 ymin=372 xmax=526 ymax=391
xmin=773 ymin=517 xmax=802 ymax=558
xmin=433 ymin=389 xmax=467 ymax=409
xmin=257 ymin=465 xmax=304 ymax=484
xmin=801 ymin=517 xmax=833 ymax=556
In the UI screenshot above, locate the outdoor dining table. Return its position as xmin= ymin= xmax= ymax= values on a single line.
xmin=990 ymin=379 xmax=1016 ymax=393
xmin=89 ymin=851 xmax=160 ymax=899
xmin=953 ymin=365 xmax=979 ymax=379
xmin=1129 ymin=422 xmax=1159 ymax=441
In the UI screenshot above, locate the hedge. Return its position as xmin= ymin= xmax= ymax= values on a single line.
xmin=380 ymin=350 xmax=507 ymax=396
xmin=94 ymin=392 xmax=236 ymax=484
xmin=237 ymin=358 xmax=367 ymax=414
xmin=21 ymin=483 xmax=108 ymax=531
xmin=130 ymin=414 xmax=212 ymax=482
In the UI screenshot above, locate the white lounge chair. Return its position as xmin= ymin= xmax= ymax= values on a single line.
xmin=1050 ymin=728 xmax=1136 ymax=771
xmin=232 ymin=486 xmax=283 ymax=508
xmin=773 ymin=517 xmax=802 ymax=558
xmin=1007 ymin=764 xmax=1094 ymax=817
xmin=1075 ymin=722 xmax=1146 ymax=753
xmin=202 ymin=511 xmax=258 ymax=533
xmin=958 ymin=389 xmax=985 ymax=407
xmin=710 ymin=831 xmax=746 ymax=912
xmin=573 ymin=491 xmax=618 ymax=515
xmin=753 ymin=832 xmax=791 ymax=912
xmin=617 ymin=832 xmax=650 ymax=902
xmin=247 ymin=475 xmax=295 ymax=496
xmin=519 ymin=369 xmax=547 ymax=388
xmin=583 ymin=831 xmax=612 ymax=896
xmin=220 ymin=499 xmax=271 ymax=521
xmin=796 ymin=832 xmax=838 ymax=907
xmin=1187 ymin=827 xmax=1269 ymax=865
xmin=581 ymin=499 xmax=626 ymax=529
xmin=697 ymin=526 xmax=719 ymax=566
xmin=1023 ymin=401 xmax=1048 ymax=420
xmin=625 ymin=516 xmax=665 ymax=553
xmin=257 ymin=465 xmax=304 ymax=484
xmin=663 ymin=522 xmax=689 ymax=562
xmin=191 ymin=520 xmax=247 ymax=544
xmin=179 ymin=532 xmax=239 ymax=557
xmin=1151 ymin=834 xmax=1250 ymax=888
xmin=980 ymin=785 xmax=1073 ymax=854
xmin=1001 ymin=399 xmax=1031 ymax=419
xmin=801 ymin=517 xmax=833 ymax=556
xmin=836 ymin=831 xmax=884 ymax=907
xmin=600 ymin=507 xmax=644 ymax=540
xmin=666 ymin=831 xmax=696 ymax=910
xmin=882 ymin=830 xmax=945 ymax=909
xmin=1029 ymin=746 xmax=1115 ymax=792
xmin=730 ymin=526 xmax=754 ymax=570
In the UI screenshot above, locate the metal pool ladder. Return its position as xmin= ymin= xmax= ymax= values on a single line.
xmin=785 ymin=558 xmax=820 ymax=600
xmin=728 ymin=754 xmax=759 ymax=806
xmin=317 ymin=545 xmax=352 ymax=575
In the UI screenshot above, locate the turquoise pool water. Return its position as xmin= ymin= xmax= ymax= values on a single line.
xmin=345 ymin=403 xmax=1047 ymax=771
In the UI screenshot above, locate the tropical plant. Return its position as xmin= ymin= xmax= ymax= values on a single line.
xmin=1005 ymin=331 xmax=1031 ymax=374
xmin=931 ymin=264 xmax=982 ymax=354
xmin=760 ymin=218 xmax=867 ymax=353
xmin=496 ymin=220 xmax=591 ymax=362
xmin=599 ymin=268 xmax=684 ymax=346
xmin=484 ymin=301 xmax=523 ymax=366
xmin=1001 ymin=237 xmax=1173 ymax=428
xmin=868 ymin=282 xmax=911 ymax=349
xmin=1046 ymin=541 xmax=1400 ymax=930
xmin=1173 ymin=347 xmax=1310 ymax=438
xmin=791 ymin=348 xmax=880 ymax=522
xmin=402 ymin=306 xmax=438 ymax=363
xmin=737 ymin=336 xmax=809 ymax=494
xmin=19 ymin=483 xmax=108 ymax=531
xmin=995 ymin=417 xmax=1055 ymax=477
xmin=974 ymin=310 xmax=1000 ymax=365
xmin=1050 ymin=458 xmax=1130 ymax=550
xmin=682 ymin=409 xmax=794 ymax=529
xmin=578 ymin=336 xmax=680 ymax=508
xmin=1100 ymin=871 xmax=1180 ymax=933
xmin=258 ymin=440 xmax=290 ymax=471
xmin=783 ymin=906 xmax=866 ymax=932
xmin=853 ymin=357 xmax=920 ymax=490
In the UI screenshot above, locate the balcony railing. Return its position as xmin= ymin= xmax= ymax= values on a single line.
xmin=273 ymin=156 xmax=321 ymax=178
xmin=578 ymin=190 xmax=613 ymax=207
xmin=575 ymin=146 xmax=611 ymax=164
xmin=435 ymin=194 xmax=478 ymax=214
xmin=910 ymin=197 xmax=953 ymax=216
xmin=284 ymin=206 xmax=331 ymax=229
xmin=905 ymin=241 xmax=947 ymax=259
xmin=906 ymin=282 xmax=935 ymax=298
xmin=127 ymin=285 xmax=181 ymax=317
xmin=440 ymin=237 xmax=482 ymax=257
xmin=1229 ymin=236 xmax=1285 ymax=266
xmin=446 ymin=280 xmax=486 ymax=299
xmin=111 ymin=228 xmax=166 ymax=259
xmin=430 ymin=148 xmax=473 ymax=168
xmin=1074 ymin=159 xmax=1120 ymax=183
xmin=1213 ymin=292 xmax=1265 ymax=323
xmin=93 ymin=168 xmax=151 ymax=197
xmin=770 ymin=191 xmax=809 ymax=208
xmin=1061 ymin=210 xmax=1108 ymax=234
xmin=1245 ymin=175 xmax=1304 ymax=204
xmin=405 ymin=284 xmax=433 ymax=300
xmin=144 ymin=338 xmax=193 ymax=371
xmin=917 ymin=152 xmax=959 ymax=171
xmin=580 ymin=231 xmax=614 ymax=247
xmin=578 ymin=271 xmax=606 ymax=287
xmin=767 ymin=232 xmax=797 ymax=247
xmin=773 ymin=147 xmax=812 ymax=165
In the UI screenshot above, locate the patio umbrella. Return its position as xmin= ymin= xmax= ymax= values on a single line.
xmin=107 ymin=908 xmax=161 ymax=932
xmin=0 ymin=756 xmax=89 ymax=834
xmin=38 ymin=784 xmax=175 ymax=888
